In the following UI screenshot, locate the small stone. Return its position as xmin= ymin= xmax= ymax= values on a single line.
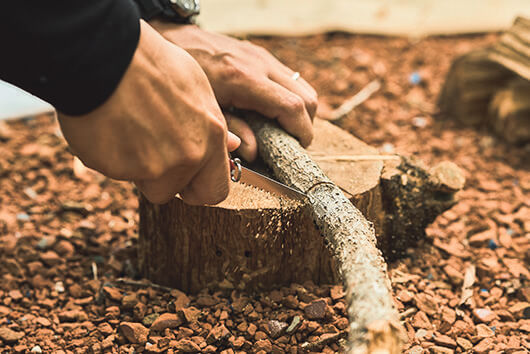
xmin=411 ymin=311 xmax=432 ymax=329
xmin=150 ymin=313 xmax=182 ymax=332
xmin=105 ymin=306 xmax=120 ymax=318
xmin=40 ymin=250 xmax=62 ymax=266
xmin=119 ymin=322 xmax=149 ymax=344
xmin=330 ymin=285 xmax=345 ymax=301
xmin=396 ymin=290 xmax=414 ymax=303
xmin=254 ymin=339 xmax=272 ymax=352
xmin=441 ymin=307 xmax=456 ymax=325
xmin=0 ymin=327 xmax=24 ymax=343
xmin=173 ymin=339 xmax=201 ymax=352
xmin=335 ymin=317 xmax=349 ymax=330
xmin=255 ymin=331 xmax=268 ymax=340
xmin=509 ymin=302 xmax=530 ymax=319
xmin=121 ymin=294 xmax=138 ymax=309
xmin=142 ymin=313 xmax=160 ymax=327
xmin=229 ymin=336 xmax=245 ymax=349
xmin=473 ymin=308 xmax=497 ymax=323
xmin=68 ymin=283 xmax=84 ymax=298
xmin=434 ymin=334 xmax=457 ymax=348
xmin=9 ymin=290 xmax=23 ymax=301
xmin=35 ymin=317 xmax=51 ymax=327
xmin=285 ymin=316 xmax=302 ymax=334
xmin=475 ymin=323 xmax=494 ymax=338
xmin=474 ymin=338 xmax=494 ymax=353
xmin=134 ymin=302 xmax=147 ymax=320
xmin=178 ymin=307 xmax=201 ymax=324
xmin=456 ymin=337 xmax=473 ymax=350
xmin=282 ymin=295 xmax=299 ymax=309
xmin=102 ymin=287 xmax=123 ymax=302
xmin=268 ymin=320 xmax=288 ymax=338
xmin=170 ymin=291 xmax=190 ymax=312
xmin=231 ymin=297 xmax=249 ymax=313
xmin=247 ymin=323 xmax=257 ymax=336
xmin=415 ymin=293 xmax=438 ymax=315
xmin=54 ymin=240 xmax=75 ymax=257
xmin=59 ymin=309 xmax=88 ymax=322
xmin=30 ymin=345 xmax=42 ymax=353
xmin=304 ymin=299 xmax=328 ymax=320
xmin=206 ymin=324 xmax=230 ymax=344
xmin=96 ymin=322 xmax=113 ymax=336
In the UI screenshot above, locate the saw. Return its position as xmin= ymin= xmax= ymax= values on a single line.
xmin=229 ymin=157 xmax=306 ymax=201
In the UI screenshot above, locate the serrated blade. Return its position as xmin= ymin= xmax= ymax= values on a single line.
xmin=239 ymin=166 xmax=306 ymax=201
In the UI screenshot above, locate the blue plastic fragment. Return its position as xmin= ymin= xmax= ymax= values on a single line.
xmin=409 ymin=71 xmax=422 ymax=85
xmin=487 ymin=239 xmax=498 ymax=250
xmin=16 ymin=213 xmax=30 ymax=221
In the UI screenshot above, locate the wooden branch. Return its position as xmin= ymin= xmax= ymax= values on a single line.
xmin=246 ymin=114 xmax=405 ymax=353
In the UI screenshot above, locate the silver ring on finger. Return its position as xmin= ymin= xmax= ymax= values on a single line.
xmin=291 ymin=72 xmax=300 ymax=81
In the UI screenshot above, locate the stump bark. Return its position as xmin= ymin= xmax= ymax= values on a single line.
xmin=439 ymin=16 xmax=530 ymax=145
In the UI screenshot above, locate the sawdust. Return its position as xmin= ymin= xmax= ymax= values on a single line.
xmin=215 ymin=180 xmax=302 ymax=210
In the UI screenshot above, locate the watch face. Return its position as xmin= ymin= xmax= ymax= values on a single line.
xmin=170 ymin=0 xmax=199 ymax=16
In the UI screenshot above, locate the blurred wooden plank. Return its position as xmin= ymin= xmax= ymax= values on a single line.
xmin=200 ymin=0 xmax=530 ymax=37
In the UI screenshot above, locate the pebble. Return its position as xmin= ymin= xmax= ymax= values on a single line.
xmin=456 ymin=337 xmax=473 ymax=350
xmin=150 ymin=313 xmax=182 ymax=332
xmin=475 ymin=323 xmax=494 ymax=338
xmin=285 ymin=316 xmax=302 ymax=334
xmin=268 ymin=320 xmax=288 ymax=338
xmin=433 ymin=334 xmax=456 ymax=348
xmin=30 ymin=345 xmax=42 ymax=353
xmin=206 ymin=324 xmax=230 ymax=344
xmin=329 ymin=285 xmax=345 ymax=301
xmin=102 ymin=286 xmax=123 ymax=302
xmin=473 ymin=308 xmax=497 ymax=323
xmin=304 ymin=299 xmax=328 ymax=320
xmin=173 ymin=339 xmax=201 ymax=352
xmin=119 ymin=322 xmax=149 ymax=344
xmin=178 ymin=307 xmax=201 ymax=324
xmin=0 ymin=327 xmax=24 ymax=343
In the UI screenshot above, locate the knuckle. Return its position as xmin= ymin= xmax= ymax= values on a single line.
xmin=285 ymin=95 xmax=306 ymax=114
xmin=209 ymin=118 xmax=227 ymax=142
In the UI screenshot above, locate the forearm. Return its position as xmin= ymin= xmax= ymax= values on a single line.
xmin=0 ymin=0 xmax=140 ymax=115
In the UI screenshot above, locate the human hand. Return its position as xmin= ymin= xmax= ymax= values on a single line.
xmin=57 ymin=20 xmax=240 ymax=205
xmin=151 ymin=21 xmax=318 ymax=161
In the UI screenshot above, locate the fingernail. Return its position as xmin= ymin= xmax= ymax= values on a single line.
xmin=228 ymin=131 xmax=241 ymax=145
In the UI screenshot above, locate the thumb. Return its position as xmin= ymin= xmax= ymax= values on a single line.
xmin=227 ymin=131 xmax=241 ymax=152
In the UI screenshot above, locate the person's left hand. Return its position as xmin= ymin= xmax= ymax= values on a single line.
xmin=151 ymin=21 xmax=318 ymax=162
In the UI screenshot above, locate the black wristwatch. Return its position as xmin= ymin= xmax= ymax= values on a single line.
xmin=133 ymin=0 xmax=200 ymax=24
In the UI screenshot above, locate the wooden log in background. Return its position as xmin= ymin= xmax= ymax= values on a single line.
xmin=439 ymin=16 xmax=530 ymax=145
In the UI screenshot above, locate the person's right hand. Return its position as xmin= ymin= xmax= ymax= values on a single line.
xmin=57 ymin=20 xmax=240 ymax=205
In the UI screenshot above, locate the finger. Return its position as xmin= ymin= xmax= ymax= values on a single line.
xmin=179 ymin=148 xmax=231 ymax=206
xmin=269 ymin=70 xmax=318 ymax=119
xmin=231 ymin=78 xmax=314 ymax=147
xmin=135 ymin=164 xmax=197 ymax=204
xmin=227 ymin=131 xmax=241 ymax=152
xmin=227 ymin=115 xmax=258 ymax=162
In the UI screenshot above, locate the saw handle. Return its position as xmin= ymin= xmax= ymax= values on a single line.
xmin=230 ymin=158 xmax=242 ymax=182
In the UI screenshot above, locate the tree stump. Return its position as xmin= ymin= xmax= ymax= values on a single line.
xmin=138 ymin=119 xmax=463 ymax=293
xmin=439 ymin=16 xmax=530 ymax=145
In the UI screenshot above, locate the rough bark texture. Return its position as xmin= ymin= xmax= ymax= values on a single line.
xmin=246 ymin=116 xmax=404 ymax=353
xmin=439 ymin=16 xmax=530 ymax=145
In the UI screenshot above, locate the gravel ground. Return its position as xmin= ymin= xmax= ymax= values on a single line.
xmin=1 ymin=33 xmax=529 ymax=353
